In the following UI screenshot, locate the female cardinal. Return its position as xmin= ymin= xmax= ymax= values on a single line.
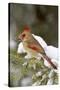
xmin=18 ymin=26 xmax=57 ymax=69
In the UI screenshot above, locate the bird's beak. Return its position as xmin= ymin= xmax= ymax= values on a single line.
xmin=18 ymin=34 xmax=22 ymax=41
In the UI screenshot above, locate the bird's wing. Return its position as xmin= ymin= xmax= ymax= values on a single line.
xmin=32 ymin=34 xmax=47 ymax=48
xmin=27 ymin=35 xmax=45 ymax=54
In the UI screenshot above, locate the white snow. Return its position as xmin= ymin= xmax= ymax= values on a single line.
xmin=35 ymin=71 xmax=42 ymax=77
xmin=47 ymin=78 xmax=53 ymax=85
xmin=24 ymin=53 xmax=32 ymax=59
xmin=32 ymin=81 xmax=41 ymax=86
xmin=48 ymin=70 xmax=54 ymax=78
xmin=45 ymin=46 xmax=58 ymax=60
xmin=22 ymin=62 xmax=28 ymax=66
xmin=32 ymin=64 xmax=36 ymax=70
xmin=47 ymin=70 xmax=54 ymax=85
xmin=32 ymin=34 xmax=47 ymax=49
xmin=17 ymin=42 xmax=26 ymax=53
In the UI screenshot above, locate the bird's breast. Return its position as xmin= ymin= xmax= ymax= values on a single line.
xmin=22 ymin=41 xmax=38 ymax=57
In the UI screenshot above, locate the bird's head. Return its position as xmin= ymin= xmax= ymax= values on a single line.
xmin=18 ymin=26 xmax=31 ymax=41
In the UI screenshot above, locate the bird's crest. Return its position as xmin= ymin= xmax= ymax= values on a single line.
xmin=23 ymin=25 xmax=31 ymax=32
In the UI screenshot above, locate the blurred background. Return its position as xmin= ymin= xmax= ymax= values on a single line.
xmin=9 ymin=3 xmax=58 ymax=87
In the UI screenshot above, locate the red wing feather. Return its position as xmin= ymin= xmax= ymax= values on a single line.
xmin=28 ymin=44 xmax=39 ymax=52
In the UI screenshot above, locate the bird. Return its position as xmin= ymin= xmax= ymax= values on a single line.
xmin=17 ymin=34 xmax=47 ymax=54
xmin=18 ymin=26 xmax=57 ymax=69
xmin=17 ymin=35 xmax=58 ymax=60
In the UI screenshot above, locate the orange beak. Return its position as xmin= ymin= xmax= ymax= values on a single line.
xmin=18 ymin=34 xmax=22 ymax=41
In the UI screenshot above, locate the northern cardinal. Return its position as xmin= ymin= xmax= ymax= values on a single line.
xmin=18 ymin=26 xmax=57 ymax=69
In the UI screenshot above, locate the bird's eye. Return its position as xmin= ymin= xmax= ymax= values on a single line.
xmin=22 ymin=34 xmax=26 ymax=38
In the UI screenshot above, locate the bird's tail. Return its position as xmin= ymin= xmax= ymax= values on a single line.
xmin=42 ymin=54 xmax=57 ymax=69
